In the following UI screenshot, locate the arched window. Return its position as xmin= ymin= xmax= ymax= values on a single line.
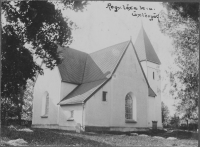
xmin=41 ymin=91 xmax=49 ymax=117
xmin=125 ymin=92 xmax=137 ymax=122
xmin=45 ymin=93 xmax=49 ymax=115
xmin=125 ymin=93 xmax=133 ymax=119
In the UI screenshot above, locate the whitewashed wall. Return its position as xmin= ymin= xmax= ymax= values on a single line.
xmin=58 ymin=104 xmax=83 ymax=130
xmin=60 ymin=82 xmax=77 ymax=101
xmin=84 ymin=80 xmax=112 ymax=127
xmin=111 ymin=43 xmax=149 ymax=128
xmin=144 ymin=61 xmax=162 ymax=128
xmin=84 ymin=43 xmax=150 ymax=129
xmin=32 ymin=65 xmax=61 ymax=126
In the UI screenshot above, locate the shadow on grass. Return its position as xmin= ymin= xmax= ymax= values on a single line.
xmin=80 ymin=129 xmax=198 ymax=140
xmin=1 ymin=126 xmax=112 ymax=146
xmin=156 ymin=130 xmax=198 ymax=140
xmin=128 ymin=129 xmax=198 ymax=140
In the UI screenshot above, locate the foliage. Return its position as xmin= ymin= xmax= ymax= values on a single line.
xmin=162 ymin=2 xmax=199 ymax=23
xmin=161 ymin=102 xmax=170 ymax=127
xmin=1 ymin=1 xmax=88 ymax=123
xmin=170 ymin=114 xmax=180 ymax=128
xmin=158 ymin=3 xmax=199 ymax=121
xmin=22 ymin=80 xmax=34 ymax=120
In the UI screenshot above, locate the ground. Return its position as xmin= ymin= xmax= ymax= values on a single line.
xmin=1 ymin=125 xmax=198 ymax=146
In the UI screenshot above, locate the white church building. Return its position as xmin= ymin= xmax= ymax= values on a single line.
xmin=32 ymin=26 xmax=162 ymax=132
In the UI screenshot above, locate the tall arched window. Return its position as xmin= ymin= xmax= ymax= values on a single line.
xmin=125 ymin=92 xmax=137 ymax=122
xmin=125 ymin=93 xmax=133 ymax=119
xmin=45 ymin=93 xmax=49 ymax=115
xmin=41 ymin=91 xmax=49 ymax=117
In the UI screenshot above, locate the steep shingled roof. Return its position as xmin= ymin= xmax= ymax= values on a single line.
xmin=134 ymin=26 xmax=161 ymax=65
xmin=59 ymin=79 xmax=107 ymax=105
xmin=83 ymin=41 xmax=130 ymax=83
xmin=58 ymin=40 xmax=157 ymax=105
xmin=58 ymin=48 xmax=88 ymax=84
xmin=58 ymin=41 xmax=130 ymax=105
xmin=58 ymin=41 xmax=129 ymax=84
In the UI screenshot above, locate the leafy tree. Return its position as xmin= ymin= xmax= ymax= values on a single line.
xmin=22 ymin=79 xmax=34 ymax=121
xmin=1 ymin=1 xmax=88 ymax=124
xmin=170 ymin=114 xmax=180 ymax=129
xmin=162 ymin=2 xmax=199 ymax=22
xmin=161 ymin=102 xmax=170 ymax=127
xmin=158 ymin=3 xmax=199 ymax=123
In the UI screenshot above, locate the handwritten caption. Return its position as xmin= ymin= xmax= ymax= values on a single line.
xmin=106 ymin=3 xmax=159 ymax=21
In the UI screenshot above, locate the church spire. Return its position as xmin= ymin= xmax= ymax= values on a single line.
xmin=134 ymin=25 xmax=161 ymax=65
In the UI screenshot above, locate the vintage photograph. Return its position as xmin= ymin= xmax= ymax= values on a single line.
xmin=1 ymin=1 xmax=199 ymax=146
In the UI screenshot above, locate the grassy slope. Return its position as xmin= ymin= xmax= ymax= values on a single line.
xmin=1 ymin=126 xmax=198 ymax=146
xmin=1 ymin=126 xmax=111 ymax=146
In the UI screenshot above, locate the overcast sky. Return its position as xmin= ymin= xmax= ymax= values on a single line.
xmin=62 ymin=1 xmax=178 ymax=116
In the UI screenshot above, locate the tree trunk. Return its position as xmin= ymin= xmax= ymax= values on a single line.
xmin=18 ymin=112 xmax=21 ymax=125
xmin=17 ymin=86 xmax=25 ymax=125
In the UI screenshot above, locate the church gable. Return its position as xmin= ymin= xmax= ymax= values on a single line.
xmin=113 ymin=42 xmax=148 ymax=91
xmin=58 ymin=41 xmax=130 ymax=105
xmin=58 ymin=40 xmax=156 ymax=105
xmin=110 ymin=42 xmax=150 ymax=126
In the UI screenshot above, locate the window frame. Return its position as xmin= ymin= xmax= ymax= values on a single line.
xmin=102 ymin=91 xmax=107 ymax=102
xmin=125 ymin=93 xmax=133 ymax=120
xmin=125 ymin=93 xmax=137 ymax=123
xmin=153 ymin=72 xmax=154 ymax=79
xmin=45 ymin=93 xmax=49 ymax=115
xmin=41 ymin=92 xmax=49 ymax=118
xmin=67 ymin=110 xmax=74 ymax=121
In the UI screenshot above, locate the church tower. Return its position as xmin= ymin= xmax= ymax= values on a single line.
xmin=134 ymin=26 xmax=162 ymax=128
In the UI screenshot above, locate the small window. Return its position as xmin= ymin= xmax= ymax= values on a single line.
xmin=102 ymin=91 xmax=107 ymax=101
xmin=153 ymin=72 xmax=155 ymax=80
xmin=70 ymin=110 xmax=74 ymax=118
xmin=67 ymin=110 xmax=74 ymax=121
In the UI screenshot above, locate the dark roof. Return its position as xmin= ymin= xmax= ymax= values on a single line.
xmin=148 ymin=87 xmax=156 ymax=97
xmin=83 ymin=41 xmax=130 ymax=83
xmin=58 ymin=40 xmax=157 ymax=105
xmin=59 ymin=79 xmax=107 ymax=105
xmin=58 ymin=48 xmax=88 ymax=84
xmin=58 ymin=41 xmax=129 ymax=84
xmin=58 ymin=41 xmax=130 ymax=105
xmin=134 ymin=26 xmax=161 ymax=65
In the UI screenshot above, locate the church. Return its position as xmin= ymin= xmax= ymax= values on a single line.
xmin=32 ymin=26 xmax=162 ymax=132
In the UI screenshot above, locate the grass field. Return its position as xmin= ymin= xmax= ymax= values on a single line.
xmin=1 ymin=125 xmax=198 ymax=146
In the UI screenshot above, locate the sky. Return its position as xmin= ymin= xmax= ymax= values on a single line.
xmin=62 ymin=1 xmax=177 ymax=116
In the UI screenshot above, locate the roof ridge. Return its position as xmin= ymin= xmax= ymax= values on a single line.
xmin=130 ymin=41 xmax=156 ymax=96
xmin=110 ymin=40 xmax=131 ymax=76
xmin=82 ymin=77 xmax=108 ymax=84
xmin=90 ymin=40 xmax=130 ymax=55
xmin=130 ymin=41 xmax=150 ymax=88
xmin=81 ymin=54 xmax=89 ymax=83
xmin=59 ymin=78 xmax=108 ymax=105
xmin=142 ymin=27 xmax=150 ymax=62
xmin=141 ymin=27 xmax=147 ymax=61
